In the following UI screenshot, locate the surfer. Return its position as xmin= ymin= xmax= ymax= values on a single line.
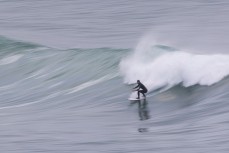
xmin=133 ymin=80 xmax=148 ymax=99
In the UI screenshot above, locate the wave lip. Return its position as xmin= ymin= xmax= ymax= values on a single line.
xmin=119 ymin=46 xmax=229 ymax=91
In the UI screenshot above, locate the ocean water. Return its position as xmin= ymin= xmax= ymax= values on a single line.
xmin=1 ymin=1 xmax=229 ymax=153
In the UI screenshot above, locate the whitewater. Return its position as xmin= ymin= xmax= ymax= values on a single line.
xmin=1 ymin=1 xmax=229 ymax=153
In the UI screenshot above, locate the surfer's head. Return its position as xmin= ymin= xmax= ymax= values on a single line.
xmin=137 ymin=80 xmax=140 ymax=84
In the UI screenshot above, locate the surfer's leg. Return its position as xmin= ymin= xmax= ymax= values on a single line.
xmin=141 ymin=90 xmax=146 ymax=97
xmin=138 ymin=90 xmax=144 ymax=98
xmin=137 ymin=90 xmax=140 ymax=99
xmin=142 ymin=92 xmax=146 ymax=97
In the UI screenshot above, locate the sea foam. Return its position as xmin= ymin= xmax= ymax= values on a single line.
xmin=120 ymin=43 xmax=229 ymax=92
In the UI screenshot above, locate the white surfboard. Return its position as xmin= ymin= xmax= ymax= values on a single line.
xmin=128 ymin=97 xmax=146 ymax=101
xmin=128 ymin=91 xmax=146 ymax=101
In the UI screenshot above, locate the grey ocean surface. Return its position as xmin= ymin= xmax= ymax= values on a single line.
xmin=1 ymin=1 xmax=229 ymax=153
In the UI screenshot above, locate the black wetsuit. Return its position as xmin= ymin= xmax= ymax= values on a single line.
xmin=134 ymin=82 xmax=148 ymax=98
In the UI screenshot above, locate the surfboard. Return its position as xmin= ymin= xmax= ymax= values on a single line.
xmin=128 ymin=91 xmax=146 ymax=100
xmin=128 ymin=97 xmax=146 ymax=101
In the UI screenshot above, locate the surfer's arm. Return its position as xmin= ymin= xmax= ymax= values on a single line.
xmin=133 ymin=84 xmax=139 ymax=90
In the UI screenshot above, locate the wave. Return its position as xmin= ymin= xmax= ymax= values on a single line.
xmin=2 ymin=34 xmax=229 ymax=110
xmin=0 ymin=36 xmax=127 ymax=108
xmin=119 ymin=44 xmax=229 ymax=92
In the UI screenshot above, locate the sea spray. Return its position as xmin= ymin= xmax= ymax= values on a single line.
xmin=120 ymin=47 xmax=229 ymax=92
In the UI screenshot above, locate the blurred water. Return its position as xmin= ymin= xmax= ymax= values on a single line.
xmin=0 ymin=1 xmax=229 ymax=53
xmin=1 ymin=1 xmax=229 ymax=153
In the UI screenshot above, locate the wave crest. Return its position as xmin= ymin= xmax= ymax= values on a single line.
xmin=119 ymin=46 xmax=229 ymax=91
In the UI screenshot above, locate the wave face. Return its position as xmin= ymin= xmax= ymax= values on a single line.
xmin=0 ymin=36 xmax=124 ymax=108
